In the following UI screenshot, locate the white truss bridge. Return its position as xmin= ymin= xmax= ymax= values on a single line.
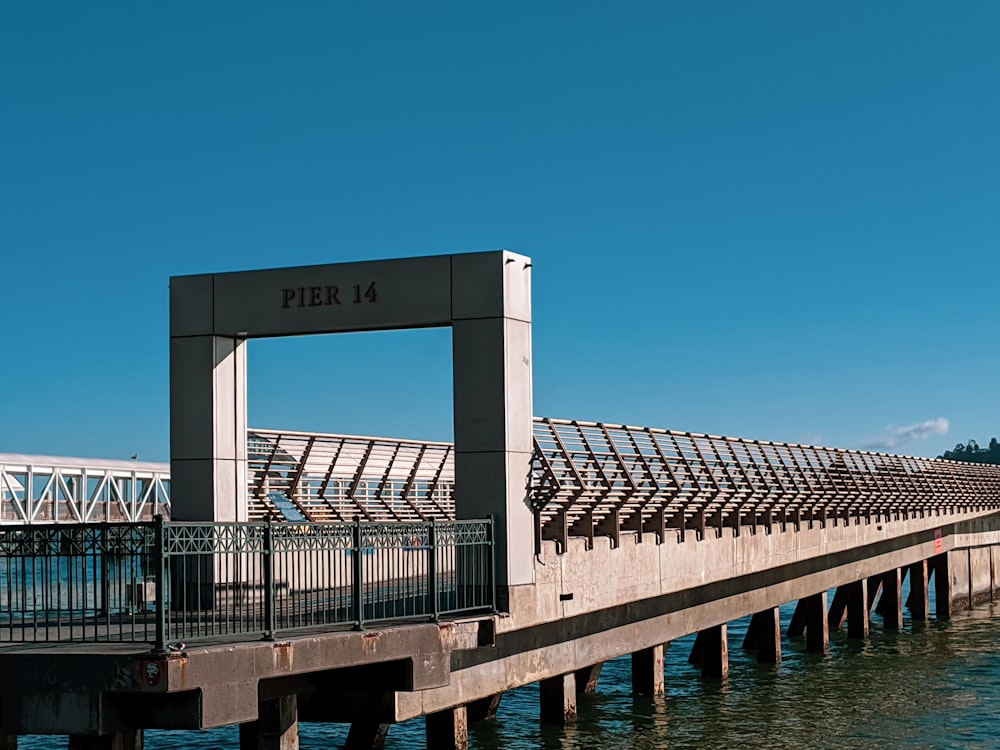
xmin=0 ymin=453 xmax=171 ymax=525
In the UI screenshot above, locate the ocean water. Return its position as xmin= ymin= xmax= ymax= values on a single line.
xmin=14 ymin=598 xmax=1000 ymax=749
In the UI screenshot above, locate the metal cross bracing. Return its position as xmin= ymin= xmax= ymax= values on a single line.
xmin=530 ymin=417 xmax=1000 ymax=550
xmin=247 ymin=429 xmax=455 ymax=523
xmin=0 ymin=454 xmax=170 ymax=525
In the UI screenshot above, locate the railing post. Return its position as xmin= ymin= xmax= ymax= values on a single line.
xmin=352 ymin=516 xmax=364 ymax=630
xmin=98 ymin=523 xmax=111 ymax=619
xmin=263 ymin=518 xmax=276 ymax=640
xmin=429 ymin=519 xmax=439 ymax=622
xmin=488 ymin=515 xmax=497 ymax=612
xmin=153 ymin=515 xmax=167 ymax=653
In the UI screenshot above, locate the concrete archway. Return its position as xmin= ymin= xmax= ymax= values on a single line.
xmin=169 ymin=250 xmax=535 ymax=590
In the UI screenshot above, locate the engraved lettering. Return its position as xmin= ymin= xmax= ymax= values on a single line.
xmin=281 ymin=281 xmax=377 ymax=309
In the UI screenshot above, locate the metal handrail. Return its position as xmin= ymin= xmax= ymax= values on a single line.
xmin=0 ymin=517 xmax=495 ymax=650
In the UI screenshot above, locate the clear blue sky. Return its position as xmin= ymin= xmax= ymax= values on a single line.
xmin=2 ymin=2 xmax=997 ymax=462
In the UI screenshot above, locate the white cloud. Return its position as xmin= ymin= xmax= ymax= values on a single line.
xmin=861 ymin=417 xmax=950 ymax=452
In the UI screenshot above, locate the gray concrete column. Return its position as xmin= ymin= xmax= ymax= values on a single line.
xmin=880 ymin=568 xmax=903 ymax=630
xmin=67 ymin=730 xmax=143 ymax=750
xmin=574 ymin=663 xmax=603 ymax=695
xmin=169 ymin=331 xmax=248 ymax=522
xmin=907 ymin=560 xmax=930 ymax=621
xmin=450 ymin=252 xmax=535 ymax=602
xmin=631 ymin=644 xmax=665 ymax=696
xmin=466 ymin=693 xmax=503 ymax=722
xmin=805 ymin=591 xmax=829 ymax=653
xmin=691 ymin=625 xmax=728 ymax=678
xmin=239 ymin=695 xmax=298 ymax=750
xmin=743 ymin=608 xmax=781 ymax=664
xmin=539 ymin=673 xmax=577 ymax=725
xmin=846 ymin=578 xmax=869 ymax=639
xmin=344 ymin=722 xmax=390 ymax=750
xmin=931 ymin=553 xmax=952 ymax=620
xmin=426 ymin=705 xmax=468 ymax=750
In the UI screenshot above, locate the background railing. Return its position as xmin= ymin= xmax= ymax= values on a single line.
xmin=0 ymin=517 xmax=494 ymax=650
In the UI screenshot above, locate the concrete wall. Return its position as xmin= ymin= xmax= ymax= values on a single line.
xmin=394 ymin=509 xmax=1000 ymax=722
xmin=505 ymin=510 xmax=993 ymax=633
xmin=949 ymin=545 xmax=996 ymax=609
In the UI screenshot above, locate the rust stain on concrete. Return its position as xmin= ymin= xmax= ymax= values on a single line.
xmin=273 ymin=642 xmax=294 ymax=671
xmin=361 ymin=632 xmax=381 ymax=654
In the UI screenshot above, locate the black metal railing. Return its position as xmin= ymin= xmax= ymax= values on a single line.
xmin=0 ymin=517 xmax=494 ymax=651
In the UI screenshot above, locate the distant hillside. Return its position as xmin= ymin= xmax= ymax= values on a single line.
xmin=938 ymin=438 xmax=1000 ymax=464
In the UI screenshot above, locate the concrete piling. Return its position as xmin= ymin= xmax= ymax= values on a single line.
xmin=539 ymin=673 xmax=577 ymax=725
xmin=880 ymin=568 xmax=903 ymax=629
xmin=693 ymin=625 xmax=728 ymax=678
xmin=907 ymin=559 xmax=930 ymax=620
xmin=344 ymin=721 xmax=390 ymax=750
xmin=426 ymin=705 xmax=468 ymax=750
xmin=743 ymin=608 xmax=781 ymax=664
xmin=846 ymin=578 xmax=869 ymax=639
xmin=827 ymin=586 xmax=848 ymax=630
xmin=466 ymin=693 xmax=503 ymax=722
xmin=631 ymin=644 xmax=665 ymax=696
xmin=574 ymin=663 xmax=604 ymax=695
xmin=239 ymin=695 xmax=298 ymax=750
xmin=931 ymin=553 xmax=951 ymax=620
xmin=805 ymin=591 xmax=829 ymax=653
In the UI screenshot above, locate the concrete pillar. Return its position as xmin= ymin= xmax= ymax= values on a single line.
xmin=907 ymin=560 xmax=930 ymax=621
xmin=827 ymin=585 xmax=848 ymax=630
xmin=787 ymin=598 xmax=807 ymax=637
xmin=631 ymin=644 xmax=665 ymax=696
xmin=846 ymin=578 xmax=869 ymax=639
xmin=344 ymin=722 xmax=390 ymax=750
xmin=574 ymin=663 xmax=603 ymax=695
xmin=426 ymin=705 xmax=468 ymax=750
xmin=539 ymin=673 xmax=577 ymax=725
xmin=931 ymin=553 xmax=952 ymax=620
xmin=239 ymin=695 xmax=298 ymax=750
xmin=691 ymin=625 xmax=728 ymax=678
xmin=866 ymin=574 xmax=883 ymax=613
xmin=805 ymin=591 xmax=829 ymax=653
xmin=451 ymin=253 xmax=535 ymax=599
xmin=67 ymin=731 xmax=143 ymax=750
xmin=880 ymin=568 xmax=903 ymax=630
xmin=169 ymin=330 xmax=249 ymax=522
xmin=466 ymin=693 xmax=503 ymax=722
xmin=742 ymin=608 xmax=781 ymax=664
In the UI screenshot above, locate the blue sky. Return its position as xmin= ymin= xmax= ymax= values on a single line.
xmin=2 ymin=2 xmax=997 ymax=462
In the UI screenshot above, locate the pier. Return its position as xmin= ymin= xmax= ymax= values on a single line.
xmin=2 ymin=250 xmax=999 ymax=749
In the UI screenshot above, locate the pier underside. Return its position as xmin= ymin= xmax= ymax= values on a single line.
xmin=3 ymin=510 xmax=999 ymax=746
